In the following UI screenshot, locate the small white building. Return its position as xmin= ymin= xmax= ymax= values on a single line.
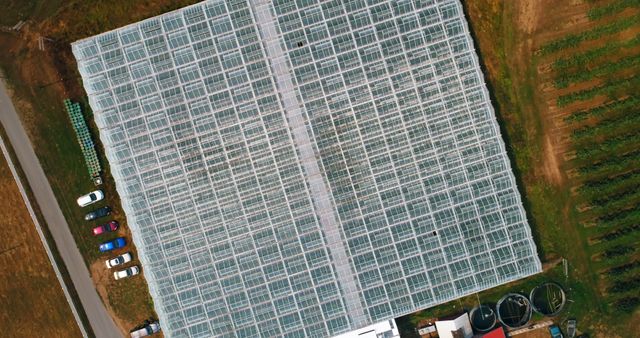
xmin=434 ymin=313 xmax=473 ymax=338
xmin=332 ymin=319 xmax=401 ymax=338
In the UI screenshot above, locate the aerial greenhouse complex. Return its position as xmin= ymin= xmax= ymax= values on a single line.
xmin=72 ymin=0 xmax=541 ymax=337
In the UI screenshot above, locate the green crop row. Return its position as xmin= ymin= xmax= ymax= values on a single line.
xmin=588 ymin=0 xmax=640 ymax=20
xmin=613 ymin=297 xmax=640 ymax=311
xmin=553 ymin=34 xmax=640 ymax=71
xmin=577 ymin=149 xmax=640 ymax=176
xmin=541 ymin=15 xmax=640 ymax=55
xmin=555 ymin=54 xmax=640 ymax=88
xmin=601 ymin=245 xmax=635 ymax=259
xmin=596 ymin=204 xmax=640 ymax=226
xmin=594 ymin=223 xmax=640 ymax=242
xmin=589 ymin=187 xmax=640 ymax=210
xmin=588 ymin=196 xmax=640 ymax=222
xmin=580 ymin=168 xmax=640 ymax=194
xmin=608 ymin=275 xmax=640 ymax=293
xmin=605 ymin=260 xmax=640 ymax=276
xmin=574 ymin=129 xmax=640 ymax=160
xmin=565 ymin=95 xmax=639 ymax=123
xmin=557 ymin=75 xmax=640 ymax=107
xmin=572 ymin=109 xmax=640 ymax=141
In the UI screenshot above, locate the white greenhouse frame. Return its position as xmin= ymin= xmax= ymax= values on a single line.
xmin=72 ymin=1 xmax=541 ymax=337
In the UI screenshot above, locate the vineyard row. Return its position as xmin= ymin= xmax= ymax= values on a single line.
xmin=557 ymin=75 xmax=640 ymax=107
xmin=555 ymin=54 xmax=640 ymax=88
xmin=572 ymin=105 xmax=640 ymax=140
xmin=565 ymin=95 xmax=638 ymax=123
xmin=541 ymin=15 xmax=640 ymax=55
xmin=588 ymin=0 xmax=640 ymax=20
xmin=553 ymin=34 xmax=640 ymax=71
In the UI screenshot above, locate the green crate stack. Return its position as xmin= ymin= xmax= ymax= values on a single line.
xmin=64 ymin=99 xmax=102 ymax=180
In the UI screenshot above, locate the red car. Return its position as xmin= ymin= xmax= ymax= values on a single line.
xmin=92 ymin=221 xmax=119 ymax=236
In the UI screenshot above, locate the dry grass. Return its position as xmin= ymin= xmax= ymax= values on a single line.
xmin=0 ymin=149 xmax=81 ymax=337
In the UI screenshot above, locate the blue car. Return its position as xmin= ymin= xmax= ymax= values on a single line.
xmin=549 ymin=325 xmax=564 ymax=338
xmin=99 ymin=237 xmax=126 ymax=252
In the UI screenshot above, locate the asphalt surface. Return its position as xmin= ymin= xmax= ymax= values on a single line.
xmin=0 ymin=79 xmax=122 ymax=338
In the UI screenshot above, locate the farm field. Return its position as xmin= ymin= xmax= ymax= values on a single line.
xmin=399 ymin=0 xmax=640 ymax=337
xmin=540 ymin=0 xmax=640 ymax=317
xmin=0 ymin=0 xmax=198 ymax=334
xmin=0 ymin=138 xmax=82 ymax=338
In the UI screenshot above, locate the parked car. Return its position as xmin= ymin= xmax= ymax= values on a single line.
xmin=99 ymin=237 xmax=126 ymax=252
xmin=76 ymin=190 xmax=104 ymax=207
xmin=130 ymin=321 xmax=161 ymax=338
xmin=566 ymin=319 xmax=577 ymax=338
xmin=114 ymin=265 xmax=140 ymax=280
xmin=85 ymin=206 xmax=111 ymax=221
xmin=92 ymin=221 xmax=119 ymax=236
xmin=549 ymin=325 xmax=564 ymax=338
xmin=106 ymin=252 xmax=133 ymax=269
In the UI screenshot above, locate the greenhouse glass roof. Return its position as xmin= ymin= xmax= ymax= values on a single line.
xmin=72 ymin=0 xmax=541 ymax=337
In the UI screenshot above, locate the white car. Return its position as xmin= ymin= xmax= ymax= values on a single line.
xmin=130 ymin=322 xmax=161 ymax=338
xmin=114 ymin=266 xmax=140 ymax=280
xmin=105 ymin=252 xmax=133 ymax=269
xmin=76 ymin=190 xmax=104 ymax=207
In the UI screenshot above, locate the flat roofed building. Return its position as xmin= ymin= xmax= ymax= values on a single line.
xmin=72 ymin=0 xmax=541 ymax=337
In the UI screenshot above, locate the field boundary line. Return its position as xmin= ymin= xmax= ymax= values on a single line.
xmin=0 ymin=134 xmax=88 ymax=338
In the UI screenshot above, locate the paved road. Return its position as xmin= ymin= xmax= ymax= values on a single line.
xmin=0 ymin=79 xmax=122 ymax=338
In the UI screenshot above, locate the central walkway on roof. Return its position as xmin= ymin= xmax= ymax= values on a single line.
xmin=250 ymin=0 xmax=368 ymax=327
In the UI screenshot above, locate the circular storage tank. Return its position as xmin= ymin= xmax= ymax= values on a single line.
xmin=496 ymin=293 xmax=532 ymax=329
xmin=530 ymin=282 xmax=566 ymax=316
xmin=470 ymin=305 xmax=497 ymax=332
